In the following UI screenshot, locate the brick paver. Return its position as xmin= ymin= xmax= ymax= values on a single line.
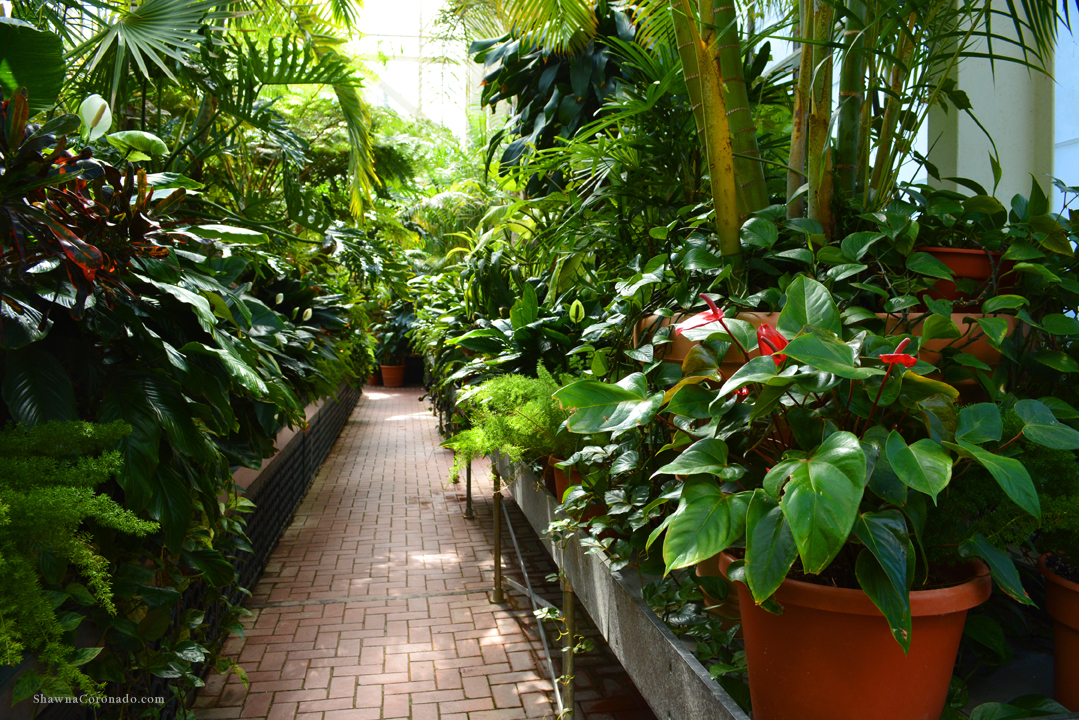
xmin=196 ymin=386 xmax=656 ymax=720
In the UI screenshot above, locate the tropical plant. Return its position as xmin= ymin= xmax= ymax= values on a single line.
xmin=554 ymin=280 xmax=1079 ymax=651
xmin=0 ymin=421 xmax=158 ymax=700
xmin=442 ymin=364 xmax=577 ymax=481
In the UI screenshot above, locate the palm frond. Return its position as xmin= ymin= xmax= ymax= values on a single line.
xmin=501 ymin=0 xmax=598 ymax=52
xmin=245 ymin=35 xmax=359 ymax=85
xmin=69 ymin=0 xmax=219 ymax=104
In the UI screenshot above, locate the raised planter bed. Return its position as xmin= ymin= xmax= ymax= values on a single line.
xmin=496 ymin=456 xmax=750 ymax=720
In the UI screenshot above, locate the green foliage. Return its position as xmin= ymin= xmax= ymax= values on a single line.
xmin=444 ymin=365 xmax=576 ymax=481
xmin=0 ymin=421 xmax=157 ymax=698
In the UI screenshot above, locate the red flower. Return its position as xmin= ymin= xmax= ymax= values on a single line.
xmin=879 ymin=338 xmax=917 ymax=368
xmin=673 ymin=293 xmax=725 ymax=336
xmin=756 ymin=324 xmax=788 ymax=365
xmin=735 ymin=386 xmax=750 ymax=397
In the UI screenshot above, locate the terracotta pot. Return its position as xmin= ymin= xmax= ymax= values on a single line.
xmin=380 ymin=364 xmax=406 ymax=388
xmin=1037 ymin=554 xmax=1079 ymax=710
xmin=634 ymin=312 xmax=784 ymax=375
xmin=879 ymin=312 xmax=1016 ymax=368
xmin=549 ymin=455 xmax=584 ymax=501
xmin=366 ymin=373 xmax=381 ymax=386
xmin=695 ymin=554 xmax=742 ymax=633
xmin=717 ymin=552 xmax=991 ymax=720
xmin=915 ymin=247 xmax=1015 ymax=305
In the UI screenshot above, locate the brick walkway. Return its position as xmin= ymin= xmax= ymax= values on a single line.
xmin=195 ymin=386 xmax=655 ymax=720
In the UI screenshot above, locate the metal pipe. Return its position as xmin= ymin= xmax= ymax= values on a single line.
xmin=562 ymin=577 xmax=575 ymax=719
xmin=492 ymin=466 xmax=504 ymax=603
xmin=464 ymin=459 xmax=474 ymax=519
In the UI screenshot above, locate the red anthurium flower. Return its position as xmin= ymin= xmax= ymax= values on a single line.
xmin=879 ymin=338 xmax=917 ymax=368
xmin=735 ymin=386 xmax=750 ymax=397
xmin=756 ymin=324 xmax=788 ymax=365
xmin=673 ymin=293 xmax=725 ymax=336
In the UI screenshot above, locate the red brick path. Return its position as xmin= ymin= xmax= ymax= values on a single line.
xmin=195 ymin=386 xmax=655 ymax=720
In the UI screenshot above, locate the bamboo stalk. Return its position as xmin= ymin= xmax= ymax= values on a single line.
xmin=836 ymin=0 xmax=867 ymax=196
xmin=867 ymin=12 xmax=917 ymax=199
xmin=806 ymin=0 xmax=835 ymax=238
xmin=787 ymin=0 xmax=811 ymax=219
xmin=713 ymin=1 xmax=769 ymax=219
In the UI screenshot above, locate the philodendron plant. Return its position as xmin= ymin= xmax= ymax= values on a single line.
xmin=554 ymin=277 xmax=1079 ymax=652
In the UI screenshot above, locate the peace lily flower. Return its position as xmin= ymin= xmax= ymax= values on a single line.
xmin=757 ymin=323 xmax=788 ymax=365
xmin=79 ymin=94 xmax=112 ymax=141
xmin=301 ymin=308 xmax=313 ymax=322
xmin=673 ymin=293 xmax=725 ymax=335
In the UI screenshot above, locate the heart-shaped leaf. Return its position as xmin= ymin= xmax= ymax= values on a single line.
xmin=745 ymin=489 xmax=798 ymax=603
xmin=663 ymin=481 xmax=749 ymax=570
xmin=956 ymin=403 xmax=1003 ymax=444
xmin=1015 ymin=399 xmax=1079 ymax=449
xmin=885 ymin=432 xmax=952 ymax=502
xmin=780 ymin=431 xmax=867 ymax=573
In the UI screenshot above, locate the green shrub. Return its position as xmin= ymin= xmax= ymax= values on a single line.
xmin=0 ymin=421 xmax=158 ymax=699
xmin=443 ymin=365 xmax=577 ymax=481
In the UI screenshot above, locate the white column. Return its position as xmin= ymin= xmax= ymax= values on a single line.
xmin=928 ymin=20 xmax=1055 ymax=203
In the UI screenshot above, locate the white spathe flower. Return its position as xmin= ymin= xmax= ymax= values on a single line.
xmin=301 ymin=308 xmax=313 ymax=322
xmin=275 ymin=293 xmax=284 ymax=305
xmin=79 ymin=95 xmax=112 ymax=141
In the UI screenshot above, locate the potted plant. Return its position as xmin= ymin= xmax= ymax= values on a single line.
xmin=375 ymin=301 xmax=414 ymax=387
xmin=554 ymin=278 xmax=1067 ymax=720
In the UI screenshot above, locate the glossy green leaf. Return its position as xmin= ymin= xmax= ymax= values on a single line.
xmin=922 ymin=314 xmax=961 ymax=342
xmin=954 ymin=440 xmax=1039 ymax=518
xmin=107 ymin=130 xmax=169 ymax=160
xmin=956 ymin=403 xmax=1003 ymax=444
xmin=855 ymin=547 xmax=912 ymax=653
xmin=886 ymin=432 xmax=951 ymax=502
xmin=666 ymin=383 xmax=715 ymax=419
xmin=958 ymin=534 xmax=1033 ymax=605
xmin=740 ymin=218 xmax=779 ymax=248
xmin=780 ymin=431 xmax=867 ymax=573
xmin=982 ymin=295 xmax=1027 ymax=313
xmin=862 ymin=426 xmax=906 ymax=505
xmin=663 ymin=481 xmax=748 ymax=570
xmin=1 ymin=346 xmax=77 ymax=426
xmin=906 ymin=252 xmax=954 ymax=280
xmin=975 ymin=317 xmax=1009 ymax=346
xmin=778 ymin=276 xmax=842 ymax=336
xmin=782 ymin=331 xmax=885 ymax=380
xmin=840 ymin=231 xmax=884 ymax=261
xmin=510 ymin=284 xmax=539 ymax=329
xmin=191 ymin=224 xmax=270 ymax=245
xmin=1032 ymin=350 xmax=1079 ymax=373
xmin=744 ymin=490 xmax=797 ymax=603
xmin=717 ymin=355 xmax=778 ymax=396
xmin=554 ymin=373 xmax=663 ymax=433
xmin=1015 ymin=399 xmax=1079 ymax=449
xmin=652 ymin=438 xmax=733 ymax=477
xmin=148 ymin=464 xmax=192 ymax=554
xmin=0 ymin=20 xmax=64 ymax=114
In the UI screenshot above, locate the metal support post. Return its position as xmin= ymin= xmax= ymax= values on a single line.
xmin=562 ymin=578 xmax=576 ymax=719
xmin=491 ymin=466 xmax=504 ymax=603
xmin=464 ymin=459 xmax=475 ymax=519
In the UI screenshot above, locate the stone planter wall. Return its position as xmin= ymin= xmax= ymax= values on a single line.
xmin=497 ymin=457 xmax=750 ymax=720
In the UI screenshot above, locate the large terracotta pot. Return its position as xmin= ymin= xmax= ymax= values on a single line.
xmin=380 ymin=364 xmax=406 ymax=388
xmin=695 ymin=554 xmax=742 ymax=633
xmin=634 ymin=312 xmax=784 ymax=375
xmin=915 ymin=247 xmax=1014 ymax=305
xmin=366 ymin=373 xmax=381 ymax=386
xmin=717 ymin=552 xmax=991 ymax=720
xmin=880 ymin=312 xmax=1016 ymax=368
xmin=549 ymin=455 xmax=584 ymax=501
xmin=1037 ymin=554 xmax=1079 ymax=710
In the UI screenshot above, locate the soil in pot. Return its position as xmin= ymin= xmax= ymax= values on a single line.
xmin=915 ymin=247 xmax=1015 ymax=306
xmin=380 ymin=364 xmax=406 ymax=388
xmin=718 ymin=552 xmax=991 ymax=720
xmin=1037 ymin=554 xmax=1079 ymax=710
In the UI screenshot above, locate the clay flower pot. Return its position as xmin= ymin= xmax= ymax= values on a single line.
xmin=695 ymin=554 xmax=742 ymax=633
xmin=717 ymin=552 xmax=991 ymax=720
xmin=880 ymin=312 xmax=1016 ymax=368
xmin=380 ymin=364 xmax=406 ymax=388
xmin=1037 ymin=554 xmax=1079 ymax=710
xmin=915 ymin=247 xmax=1014 ymax=305
xmin=549 ymin=455 xmax=584 ymax=501
xmin=634 ymin=312 xmax=783 ymax=375
xmin=366 ymin=373 xmax=381 ymax=386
